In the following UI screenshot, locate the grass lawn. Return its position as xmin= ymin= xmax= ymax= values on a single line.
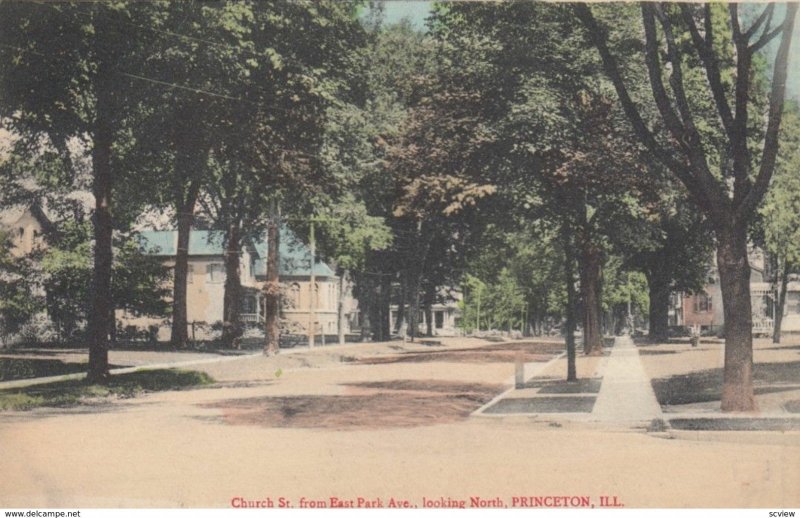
xmin=0 ymin=369 xmax=215 ymax=411
xmin=0 ymin=357 xmax=131 ymax=382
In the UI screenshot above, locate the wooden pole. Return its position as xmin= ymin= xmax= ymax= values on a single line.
xmin=309 ymin=219 xmax=316 ymax=348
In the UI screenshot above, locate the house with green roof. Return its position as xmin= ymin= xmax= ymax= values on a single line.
xmin=122 ymin=228 xmax=346 ymax=341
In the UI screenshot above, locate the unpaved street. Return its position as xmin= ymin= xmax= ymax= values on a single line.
xmin=1 ymin=338 xmax=798 ymax=509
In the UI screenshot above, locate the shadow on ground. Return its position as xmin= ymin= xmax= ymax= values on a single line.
xmin=203 ymin=379 xmax=503 ymax=429
xmin=651 ymin=361 xmax=800 ymax=406
xmin=669 ymin=418 xmax=800 ymax=431
xmin=355 ymin=342 xmax=563 ymax=365
xmin=784 ymin=400 xmax=800 ymax=413
xmin=0 ymin=358 xmax=128 ymax=382
xmin=521 ymin=378 xmax=602 ymax=393
xmin=763 ymin=344 xmax=800 ymax=352
xmin=484 ymin=396 xmax=597 ymax=414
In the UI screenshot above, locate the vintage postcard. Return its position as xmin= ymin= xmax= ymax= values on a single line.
xmin=0 ymin=1 xmax=798 ymax=514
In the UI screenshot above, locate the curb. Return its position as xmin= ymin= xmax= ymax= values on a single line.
xmin=471 ymin=351 xmax=567 ymax=417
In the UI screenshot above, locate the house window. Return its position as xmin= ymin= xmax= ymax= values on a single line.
xmin=207 ymin=263 xmax=224 ymax=283
xmin=17 ymin=227 xmax=24 ymax=239
xmin=288 ymin=283 xmax=301 ymax=308
xmin=694 ymin=293 xmax=712 ymax=313
xmin=786 ymin=293 xmax=800 ymax=316
xmin=187 ymin=264 xmax=194 ymax=283
xmin=242 ymin=296 xmax=256 ymax=314
xmin=435 ymin=311 xmax=444 ymax=329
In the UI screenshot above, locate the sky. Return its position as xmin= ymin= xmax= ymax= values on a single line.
xmin=382 ymin=0 xmax=432 ymax=30
xmin=752 ymin=3 xmax=800 ymax=102
xmin=377 ymin=1 xmax=800 ymax=102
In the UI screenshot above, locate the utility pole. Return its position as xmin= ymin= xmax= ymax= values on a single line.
xmin=309 ymin=219 xmax=316 ymax=348
xmin=627 ymin=271 xmax=633 ymax=335
xmin=476 ymin=287 xmax=481 ymax=334
xmin=264 ymin=200 xmax=281 ymax=356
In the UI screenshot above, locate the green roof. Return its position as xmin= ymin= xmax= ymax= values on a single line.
xmin=138 ymin=229 xmax=334 ymax=277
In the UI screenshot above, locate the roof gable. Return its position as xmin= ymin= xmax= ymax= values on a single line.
xmin=253 ymin=228 xmax=335 ymax=277
xmin=139 ymin=229 xmax=335 ymax=277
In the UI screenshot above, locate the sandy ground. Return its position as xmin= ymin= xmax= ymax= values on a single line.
xmin=1 ymin=336 xmax=799 ymax=509
xmin=639 ymin=337 xmax=800 ymax=415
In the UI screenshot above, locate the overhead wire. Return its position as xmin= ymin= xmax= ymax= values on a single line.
xmin=2 ymin=2 xmax=376 ymax=168
xmin=21 ymin=0 xmax=318 ymax=112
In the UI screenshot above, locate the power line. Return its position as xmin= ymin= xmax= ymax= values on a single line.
xmin=31 ymin=0 xmax=276 ymax=63
xmin=7 ymin=2 xmax=352 ymax=117
xmin=119 ymin=71 xmax=256 ymax=105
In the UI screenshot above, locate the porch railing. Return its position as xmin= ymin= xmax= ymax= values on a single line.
xmin=240 ymin=313 xmax=264 ymax=324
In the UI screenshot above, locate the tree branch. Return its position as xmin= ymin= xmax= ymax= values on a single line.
xmin=572 ymin=5 xmax=675 ymax=170
xmin=730 ymin=4 xmax=754 ymax=205
xmin=574 ymin=3 xmax=725 ymax=221
xmin=750 ymin=24 xmax=784 ymax=54
xmin=655 ymin=4 xmax=726 ymax=214
xmin=655 ymin=4 xmax=700 ymax=141
xmin=739 ymin=3 xmax=799 ymax=220
xmin=680 ymin=3 xmax=734 ymax=138
xmin=744 ymin=3 xmax=774 ymax=40
xmin=729 ymin=4 xmax=742 ymax=42
xmin=642 ymin=4 xmax=688 ymax=149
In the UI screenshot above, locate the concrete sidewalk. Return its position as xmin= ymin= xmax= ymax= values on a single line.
xmin=591 ymin=335 xmax=662 ymax=423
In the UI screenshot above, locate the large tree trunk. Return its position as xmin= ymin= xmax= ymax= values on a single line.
xmin=393 ymin=272 xmax=407 ymax=334
xmin=354 ymin=270 xmax=372 ymax=342
xmin=579 ymin=240 xmax=603 ymax=355
xmin=717 ymin=222 xmax=756 ymax=412
xmin=564 ymin=237 xmax=577 ymax=382
xmin=170 ymin=185 xmax=199 ymax=349
xmin=773 ymin=257 xmax=789 ymax=344
xmin=86 ymin=77 xmax=113 ymax=384
xmin=380 ymin=272 xmax=392 ymax=340
xmin=222 ymin=222 xmax=242 ymax=348
xmin=263 ymin=203 xmax=280 ymax=355
xmin=359 ymin=279 xmax=372 ymax=342
xmin=424 ymin=284 xmax=434 ymax=337
xmin=408 ymin=270 xmax=423 ymax=342
xmin=108 ymin=304 xmax=116 ymax=345
xmin=646 ymin=269 xmax=670 ymax=342
xmin=369 ymin=276 xmax=383 ymax=341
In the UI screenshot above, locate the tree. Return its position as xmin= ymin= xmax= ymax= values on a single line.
xmin=620 ymin=193 xmax=713 ymax=341
xmin=125 ymin=1 xmax=251 ymax=349
xmin=40 ymin=221 xmax=170 ymax=342
xmin=428 ymin=2 xmax=662 ymax=357
xmin=0 ymin=231 xmax=43 ymax=344
xmin=576 ymin=2 xmax=798 ymax=410
xmin=353 ymin=19 xmax=438 ymax=342
xmin=311 ymin=199 xmax=392 ymax=344
xmin=0 ymin=2 xmax=165 ymax=381
xmin=760 ymin=101 xmax=800 ymax=343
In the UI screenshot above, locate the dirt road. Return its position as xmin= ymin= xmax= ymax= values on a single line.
xmin=1 ymin=338 xmax=798 ymax=509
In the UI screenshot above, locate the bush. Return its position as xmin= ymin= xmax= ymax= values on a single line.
xmin=17 ymin=313 xmax=59 ymax=345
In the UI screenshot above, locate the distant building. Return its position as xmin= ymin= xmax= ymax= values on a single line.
xmin=0 ymin=203 xmax=51 ymax=257
xmin=388 ymin=288 xmax=463 ymax=337
xmin=670 ymin=247 xmax=787 ymax=336
xmin=126 ymin=229 xmax=351 ymax=341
